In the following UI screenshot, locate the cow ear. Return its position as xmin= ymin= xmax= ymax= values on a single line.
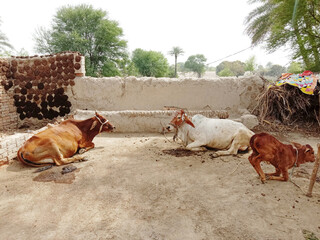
xmin=305 ymin=145 xmax=313 ymax=153
xmin=185 ymin=117 xmax=195 ymax=128
xmin=95 ymin=110 xmax=98 ymax=116
xmin=291 ymin=142 xmax=302 ymax=149
xmin=90 ymin=120 xmax=97 ymax=130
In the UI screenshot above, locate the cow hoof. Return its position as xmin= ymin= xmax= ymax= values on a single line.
xmin=210 ymin=153 xmax=219 ymax=158
xmin=261 ymin=178 xmax=266 ymax=184
xmin=79 ymin=157 xmax=88 ymax=162
xmin=78 ymin=148 xmax=86 ymax=154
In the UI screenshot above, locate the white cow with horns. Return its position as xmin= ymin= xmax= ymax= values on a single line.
xmin=166 ymin=109 xmax=254 ymax=157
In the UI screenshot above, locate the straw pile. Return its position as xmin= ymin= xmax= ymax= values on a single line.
xmin=253 ymin=83 xmax=319 ymax=125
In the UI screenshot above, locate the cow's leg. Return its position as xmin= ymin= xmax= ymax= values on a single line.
xmin=56 ymin=155 xmax=87 ymax=165
xmin=49 ymin=144 xmax=86 ymax=166
xmin=210 ymin=142 xmax=239 ymax=157
xmin=211 ymin=129 xmax=250 ymax=157
xmin=248 ymin=154 xmax=266 ymax=183
xmin=268 ymin=168 xmax=289 ymax=181
xmin=185 ymin=141 xmax=207 ymax=151
xmin=265 ymin=168 xmax=281 ymax=177
xmin=21 ymin=142 xmax=64 ymax=166
xmin=78 ymin=142 xmax=95 ymax=154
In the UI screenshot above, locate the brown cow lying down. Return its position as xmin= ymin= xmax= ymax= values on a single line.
xmin=17 ymin=112 xmax=114 ymax=167
xmin=248 ymin=132 xmax=315 ymax=183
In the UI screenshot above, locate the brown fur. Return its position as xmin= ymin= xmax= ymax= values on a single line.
xmin=248 ymin=132 xmax=315 ymax=183
xmin=17 ymin=112 xmax=114 ymax=167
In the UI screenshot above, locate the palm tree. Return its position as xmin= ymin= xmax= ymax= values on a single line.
xmin=168 ymin=46 xmax=184 ymax=78
xmin=245 ymin=0 xmax=320 ymax=71
xmin=0 ymin=19 xmax=13 ymax=53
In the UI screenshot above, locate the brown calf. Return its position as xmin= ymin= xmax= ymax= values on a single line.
xmin=248 ymin=132 xmax=315 ymax=183
xmin=17 ymin=112 xmax=114 ymax=167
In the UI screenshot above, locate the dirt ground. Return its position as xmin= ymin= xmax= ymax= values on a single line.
xmin=0 ymin=130 xmax=320 ymax=240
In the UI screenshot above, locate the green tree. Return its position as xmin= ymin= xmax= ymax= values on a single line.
xmin=168 ymin=46 xmax=184 ymax=78
xmin=184 ymin=54 xmax=207 ymax=78
xmin=218 ymin=67 xmax=233 ymax=77
xmin=33 ymin=4 xmax=128 ymax=77
xmin=287 ymin=61 xmax=302 ymax=73
xmin=245 ymin=56 xmax=257 ymax=72
xmin=132 ymin=48 xmax=169 ymax=77
xmin=0 ymin=19 xmax=13 ymax=54
xmin=245 ymin=0 xmax=320 ymax=71
xmin=266 ymin=64 xmax=286 ymax=77
xmin=216 ymin=60 xmax=245 ymax=77
xmin=167 ymin=65 xmax=176 ymax=78
xmin=119 ymin=58 xmax=139 ymax=77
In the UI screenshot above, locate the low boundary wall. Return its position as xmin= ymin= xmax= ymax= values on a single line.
xmin=74 ymin=109 xmax=259 ymax=133
xmin=67 ymin=75 xmax=263 ymax=112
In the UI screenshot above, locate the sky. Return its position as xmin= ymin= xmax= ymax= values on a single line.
xmin=0 ymin=0 xmax=292 ymax=67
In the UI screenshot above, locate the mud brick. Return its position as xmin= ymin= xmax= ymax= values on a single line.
xmin=0 ymin=140 xmax=8 ymax=149
xmin=0 ymin=147 xmax=6 ymax=155
xmin=0 ymin=156 xmax=9 ymax=162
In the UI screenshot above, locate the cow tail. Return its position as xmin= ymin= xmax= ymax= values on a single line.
xmin=17 ymin=149 xmax=53 ymax=168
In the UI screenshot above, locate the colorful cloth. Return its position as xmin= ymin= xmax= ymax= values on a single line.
xmin=274 ymin=71 xmax=319 ymax=95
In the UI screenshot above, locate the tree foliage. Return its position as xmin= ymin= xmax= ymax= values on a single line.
xmin=216 ymin=60 xmax=245 ymax=77
xmin=266 ymin=64 xmax=287 ymax=77
xmin=287 ymin=61 xmax=303 ymax=73
xmin=168 ymin=46 xmax=184 ymax=78
xmin=218 ymin=67 xmax=234 ymax=77
xmin=33 ymin=4 xmax=128 ymax=76
xmin=245 ymin=0 xmax=320 ymax=71
xmin=245 ymin=56 xmax=257 ymax=72
xmin=131 ymin=48 xmax=169 ymax=77
xmin=184 ymin=54 xmax=207 ymax=78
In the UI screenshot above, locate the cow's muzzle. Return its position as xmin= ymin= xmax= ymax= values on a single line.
xmin=166 ymin=124 xmax=175 ymax=132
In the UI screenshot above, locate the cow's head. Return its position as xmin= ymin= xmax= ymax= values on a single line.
xmin=292 ymin=142 xmax=315 ymax=166
xmin=90 ymin=112 xmax=115 ymax=133
xmin=166 ymin=109 xmax=195 ymax=131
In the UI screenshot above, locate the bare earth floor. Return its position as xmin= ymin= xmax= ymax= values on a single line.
xmin=0 ymin=132 xmax=319 ymax=240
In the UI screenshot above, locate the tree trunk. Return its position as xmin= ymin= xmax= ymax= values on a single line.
xmin=174 ymin=55 xmax=177 ymax=78
xmin=294 ymin=27 xmax=311 ymax=68
xmin=306 ymin=21 xmax=320 ymax=71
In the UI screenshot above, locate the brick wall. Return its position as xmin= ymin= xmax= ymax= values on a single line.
xmin=0 ymin=86 xmax=19 ymax=131
xmin=0 ymin=58 xmax=18 ymax=132
xmin=0 ymin=132 xmax=32 ymax=165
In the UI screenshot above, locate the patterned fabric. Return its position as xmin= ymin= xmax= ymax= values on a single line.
xmin=275 ymin=71 xmax=318 ymax=95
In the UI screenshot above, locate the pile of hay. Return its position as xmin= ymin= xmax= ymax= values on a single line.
xmin=253 ymin=83 xmax=319 ymax=125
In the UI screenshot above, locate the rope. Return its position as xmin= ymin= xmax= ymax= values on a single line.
xmin=206 ymin=46 xmax=253 ymax=65
xmin=289 ymin=147 xmax=306 ymax=194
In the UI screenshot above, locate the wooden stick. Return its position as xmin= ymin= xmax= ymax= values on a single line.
xmin=306 ymin=143 xmax=320 ymax=197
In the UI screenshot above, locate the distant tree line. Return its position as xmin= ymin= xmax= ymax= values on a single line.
xmin=0 ymin=2 xmax=317 ymax=78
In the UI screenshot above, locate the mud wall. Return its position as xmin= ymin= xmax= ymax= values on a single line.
xmin=68 ymin=75 xmax=263 ymax=113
